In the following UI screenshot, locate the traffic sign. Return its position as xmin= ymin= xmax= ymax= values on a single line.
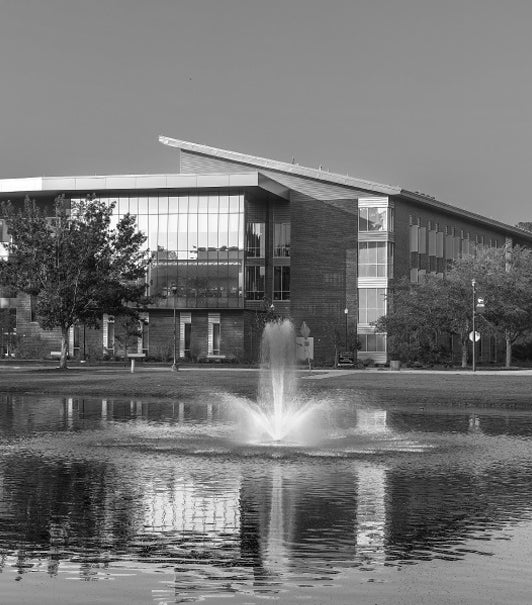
xmin=469 ymin=331 xmax=480 ymax=342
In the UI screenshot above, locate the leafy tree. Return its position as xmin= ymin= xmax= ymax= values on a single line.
xmin=0 ymin=196 xmax=150 ymax=368
xmin=516 ymin=222 xmax=532 ymax=233
xmin=380 ymin=245 xmax=532 ymax=368
xmin=452 ymin=245 xmax=532 ymax=367
xmin=112 ymin=311 xmax=150 ymax=361
xmin=376 ymin=276 xmax=460 ymax=366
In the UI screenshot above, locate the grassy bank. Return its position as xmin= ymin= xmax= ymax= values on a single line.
xmin=0 ymin=365 xmax=531 ymax=407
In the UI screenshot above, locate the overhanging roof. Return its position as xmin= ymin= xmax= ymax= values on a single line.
xmin=0 ymin=172 xmax=289 ymax=199
xmin=159 ymin=135 xmax=402 ymax=196
xmin=159 ymin=135 xmax=532 ymax=242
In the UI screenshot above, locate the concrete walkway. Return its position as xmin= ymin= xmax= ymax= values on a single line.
xmin=1 ymin=363 xmax=531 ymax=377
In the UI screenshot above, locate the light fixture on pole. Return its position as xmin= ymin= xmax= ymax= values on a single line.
xmin=471 ymin=279 xmax=476 ymax=373
xmin=171 ymin=284 xmax=178 ymax=372
xmin=344 ymin=307 xmax=349 ymax=350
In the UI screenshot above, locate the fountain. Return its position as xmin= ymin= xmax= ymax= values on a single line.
xmin=239 ymin=319 xmax=316 ymax=443
xmin=228 ymin=319 xmax=395 ymax=449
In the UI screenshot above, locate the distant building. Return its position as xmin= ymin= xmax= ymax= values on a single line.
xmin=1 ymin=137 xmax=531 ymax=364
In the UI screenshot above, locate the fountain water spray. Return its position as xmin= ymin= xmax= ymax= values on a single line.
xmin=244 ymin=319 xmax=313 ymax=442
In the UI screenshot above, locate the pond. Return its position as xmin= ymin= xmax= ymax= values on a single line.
xmin=1 ymin=389 xmax=532 ymax=604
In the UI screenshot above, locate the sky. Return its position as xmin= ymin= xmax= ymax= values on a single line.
xmin=0 ymin=0 xmax=531 ymax=226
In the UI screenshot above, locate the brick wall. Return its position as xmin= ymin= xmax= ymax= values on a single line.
xmin=147 ymin=311 xmax=175 ymax=360
xmin=221 ymin=311 xmax=244 ymax=360
xmin=290 ymin=193 xmax=357 ymax=364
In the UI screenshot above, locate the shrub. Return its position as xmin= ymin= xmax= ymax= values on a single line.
xmin=12 ymin=335 xmax=51 ymax=359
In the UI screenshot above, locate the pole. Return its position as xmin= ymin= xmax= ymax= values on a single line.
xmin=344 ymin=307 xmax=348 ymax=350
xmin=472 ymin=279 xmax=476 ymax=373
xmin=171 ymin=286 xmax=178 ymax=371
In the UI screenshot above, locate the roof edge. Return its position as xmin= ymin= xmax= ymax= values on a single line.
xmin=158 ymin=135 xmax=402 ymax=196
xmin=401 ymin=189 xmax=532 ymax=241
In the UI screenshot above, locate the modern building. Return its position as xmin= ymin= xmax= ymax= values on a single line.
xmin=1 ymin=137 xmax=532 ymax=364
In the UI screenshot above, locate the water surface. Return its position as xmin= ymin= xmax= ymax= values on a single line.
xmin=1 ymin=390 xmax=532 ymax=604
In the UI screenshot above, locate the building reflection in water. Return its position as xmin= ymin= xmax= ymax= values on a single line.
xmin=468 ymin=414 xmax=481 ymax=433
xmin=355 ymin=464 xmax=387 ymax=564
xmin=4 ymin=394 xmax=532 ymax=601
xmin=0 ymin=398 xmax=394 ymax=592
xmin=142 ymin=473 xmax=241 ymax=537
xmin=356 ymin=409 xmax=388 ymax=433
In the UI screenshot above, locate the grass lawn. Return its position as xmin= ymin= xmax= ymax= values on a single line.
xmin=0 ymin=365 xmax=531 ymax=407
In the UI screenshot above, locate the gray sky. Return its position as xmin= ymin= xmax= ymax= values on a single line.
xmin=1 ymin=0 xmax=530 ymax=226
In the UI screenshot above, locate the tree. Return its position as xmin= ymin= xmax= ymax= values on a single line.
xmin=516 ymin=222 xmax=532 ymax=233
xmin=380 ymin=245 xmax=532 ymax=368
xmin=376 ymin=276 xmax=462 ymax=366
xmin=0 ymin=196 xmax=150 ymax=368
xmin=447 ymin=245 xmax=532 ymax=367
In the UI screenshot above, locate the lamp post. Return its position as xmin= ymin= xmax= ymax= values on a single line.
xmin=171 ymin=284 xmax=178 ymax=372
xmin=344 ymin=307 xmax=349 ymax=350
xmin=472 ymin=279 xmax=476 ymax=373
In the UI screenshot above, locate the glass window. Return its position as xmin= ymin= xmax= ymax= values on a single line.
xmin=228 ymin=214 xmax=240 ymax=249
xmin=273 ymin=266 xmax=290 ymax=300
xmin=218 ymin=214 xmax=229 ymax=249
xmin=177 ymin=215 xmax=188 ymax=254
xmin=188 ymin=195 xmax=198 ymax=213
xmin=138 ymin=196 xmax=149 ymax=214
xmin=168 ymin=196 xmax=178 ymax=213
xmin=218 ymin=195 xmax=230 ymax=212
xmin=118 ymin=197 xmax=129 ymax=215
xmin=359 ymin=333 xmax=387 ymax=352
xmin=188 ymin=213 xmax=198 ymax=253
xmin=112 ymin=191 xmax=244 ymax=308
xmin=137 ymin=215 xmax=149 ymax=250
xmin=246 ymin=266 xmax=265 ymax=300
xmin=148 ymin=224 xmax=159 ymax=254
xmin=246 ymin=222 xmax=265 ymax=257
xmin=177 ymin=195 xmax=188 ymax=213
xmin=156 ymin=214 xmax=168 ymax=252
xmin=358 ymin=288 xmax=386 ymax=324
xmin=212 ymin=323 xmax=221 ymax=354
xmin=274 ymin=223 xmax=290 ymax=257
xmin=358 ymin=242 xmax=387 ymax=278
xmin=129 ymin=197 xmax=139 ymax=216
xmin=167 ymin=214 xmax=178 ymax=251
xmin=158 ymin=195 xmax=168 ymax=215
xmin=229 ymin=195 xmax=241 ymax=213
xmin=359 ymin=207 xmax=388 ymax=232
xmin=197 ymin=214 xmax=209 ymax=249
xmin=209 ymin=313 xmax=221 ymax=355
xmin=208 ymin=213 xmax=218 ymax=248
xmin=198 ymin=195 xmax=208 ymax=214
xmin=208 ymin=194 xmax=219 ymax=214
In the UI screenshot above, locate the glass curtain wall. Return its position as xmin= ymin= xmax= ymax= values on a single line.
xmin=76 ymin=192 xmax=245 ymax=308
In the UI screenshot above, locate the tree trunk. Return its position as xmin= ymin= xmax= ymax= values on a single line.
xmin=60 ymin=326 xmax=69 ymax=370
xmin=461 ymin=341 xmax=468 ymax=368
xmin=505 ymin=333 xmax=512 ymax=368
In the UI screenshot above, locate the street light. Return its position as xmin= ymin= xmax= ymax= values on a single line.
xmin=472 ymin=279 xmax=476 ymax=373
xmin=344 ymin=307 xmax=349 ymax=350
xmin=171 ymin=284 xmax=178 ymax=372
